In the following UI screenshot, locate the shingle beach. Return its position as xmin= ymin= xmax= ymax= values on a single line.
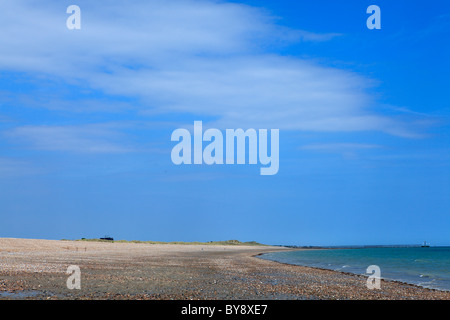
xmin=1 ymin=238 xmax=449 ymax=300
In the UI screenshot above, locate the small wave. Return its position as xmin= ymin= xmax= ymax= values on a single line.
xmin=334 ymin=265 xmax=350 ymax=271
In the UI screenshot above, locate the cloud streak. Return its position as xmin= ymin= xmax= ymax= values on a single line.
xmin=0 ymin=0 xmax=420 ymax=142
xmin=301 ymin=143 xmax=382 ymax=151
xmin=6 ymin=124 xmax=134 ymax=154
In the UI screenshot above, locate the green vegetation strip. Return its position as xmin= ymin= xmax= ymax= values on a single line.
xmin=71 ymin=239 xmax=265 ymax=246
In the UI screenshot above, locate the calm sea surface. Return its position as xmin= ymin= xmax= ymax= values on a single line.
xmin=260 ymin=247 xmax=450 ymax=291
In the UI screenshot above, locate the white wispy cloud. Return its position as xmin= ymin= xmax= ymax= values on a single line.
xmin=0 ymin=157 xmax=41 ymax=176
xmin=0 ymin=0 xmax=419 ymax=141
xmin=6 ymin=124 xmax=134 ymax=153
xmin=301 ymin=143 xmax=382 ymax=151
xmin=300 ymin=143 xmax=383 ymax=161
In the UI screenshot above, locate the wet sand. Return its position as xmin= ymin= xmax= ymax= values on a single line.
xmin=1 ymin=238 xmax=449 ymax=300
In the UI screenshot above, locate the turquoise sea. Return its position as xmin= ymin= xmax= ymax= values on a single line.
xmin=260 ymin=247 xmax=450 ymax=291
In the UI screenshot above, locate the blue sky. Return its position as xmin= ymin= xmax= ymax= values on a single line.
xmin=0 ymin=0 xmax=449 ymax=246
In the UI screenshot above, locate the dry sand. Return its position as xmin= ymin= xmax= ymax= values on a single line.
xmin=0 ymin=238 xmax=449 ymax=300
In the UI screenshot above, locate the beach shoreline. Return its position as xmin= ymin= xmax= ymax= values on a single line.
xmin=254 ymin=251 xmax=450 ymax=294
xmin=1 ymin=238 xmax=449 ymax=300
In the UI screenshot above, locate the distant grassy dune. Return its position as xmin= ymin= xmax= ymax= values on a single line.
xmin=73 ymin=238 xmax=266 ymax=246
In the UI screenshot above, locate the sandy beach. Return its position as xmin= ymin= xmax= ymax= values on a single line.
xmin=0 ymin=238 xmax=449 ymax=300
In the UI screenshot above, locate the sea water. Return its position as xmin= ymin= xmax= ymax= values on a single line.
xmin=260 ymin=247 xmax=450 ymax=291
